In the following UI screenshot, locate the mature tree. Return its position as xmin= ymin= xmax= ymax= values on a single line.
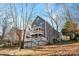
xmin=61 ymin=20 xmax=77 ymax=40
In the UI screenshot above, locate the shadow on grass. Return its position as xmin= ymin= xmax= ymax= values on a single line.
xmin=52 ymin=40 xmax=79 ymax=45
xmin=32 ymin=40 xmax=79 ymax=50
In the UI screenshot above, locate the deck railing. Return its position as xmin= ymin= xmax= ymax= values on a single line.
xmin=31 ymin=31 xmax=44 ymax=35
xmin=31 ymin=26 xmax=44 ymax=30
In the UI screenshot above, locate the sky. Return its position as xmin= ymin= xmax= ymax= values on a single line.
xmin=0 ymin=3 xmax=79 ymax=33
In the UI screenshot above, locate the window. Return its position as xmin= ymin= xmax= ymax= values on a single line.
xmin=33 ymin=25 xmax=36 ymax=27
xmin=37 ymin=18 xmax=39 ymax=21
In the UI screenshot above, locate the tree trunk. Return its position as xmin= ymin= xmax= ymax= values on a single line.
xmin=1 ymin=29 xmax=6 ymax=47
xmin=70 ymin=35 xmax=72 ymax=40
xmin=20 ymin=29 xmax=26 ymax=49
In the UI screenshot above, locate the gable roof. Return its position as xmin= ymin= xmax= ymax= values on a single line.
xmin=31 ymin=16 xmax=45 ymax=25
xmin=32 ymin=16 xmax=53 ymax=28
xmin=31 ymin=16 xmax=60 ymax=34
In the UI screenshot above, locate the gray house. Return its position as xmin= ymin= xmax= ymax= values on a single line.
xmin=31 ymin=16 xmax=60 ymax=43
xmin=24 ymin=16 xmax=61 ymax=48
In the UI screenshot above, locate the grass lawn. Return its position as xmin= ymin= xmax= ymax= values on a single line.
xmin=0 ymin=40 xmax=79 ymax=56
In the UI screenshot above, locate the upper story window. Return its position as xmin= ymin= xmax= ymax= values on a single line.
xmin=37 ymin=18 xmax=39 ymax=21
xmin=40 ymin=23 xmax=43 ymax=26
xmin=33 ymin=25 xmax=36 ymax=27
xmin=36 ymin=18 xmax=39 ymax=24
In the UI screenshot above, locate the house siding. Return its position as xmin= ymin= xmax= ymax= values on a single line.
xmin=31 ymin=16 xmax=60 ymax=44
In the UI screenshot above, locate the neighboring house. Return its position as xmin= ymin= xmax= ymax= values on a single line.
xmin=62 ymin=18 xmax=79 ymax=41
xmin=24 ymin=16 xmax=61 ymax=48
xmin=62 ymin=35 xmax=70 ymax=40
xmin=4 ymin=27 xmax=21 ymax=45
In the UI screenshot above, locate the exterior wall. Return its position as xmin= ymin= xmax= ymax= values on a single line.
xmin=4 ymin=27 xmax=20 ymax=44
xmin=45 ymin=21 xmax=61 ymax=44
xmin=45 ymin=22 xmax=54 ymax=44
xmin=24 ymin=37 xmax=47 ymax=48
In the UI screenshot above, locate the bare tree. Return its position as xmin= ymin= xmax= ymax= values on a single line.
xmin=20 ymin=4 xmax=36 ymax=49
xmin=43 ymin=4 xmax=63 ymax=32
xmin=1 ymin=10 xmax=12 ymax=47
xmin=9 ymin=3 xmax=36 ymax=49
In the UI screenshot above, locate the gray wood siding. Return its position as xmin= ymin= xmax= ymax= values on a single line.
xmin=31 ymin=16 xmax=60 ymax=44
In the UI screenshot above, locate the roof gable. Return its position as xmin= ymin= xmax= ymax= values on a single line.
xmin=31 ymin=16 xmax=45 ymax=27
xmin=31 ymin=16 xmax=58 ymax=32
